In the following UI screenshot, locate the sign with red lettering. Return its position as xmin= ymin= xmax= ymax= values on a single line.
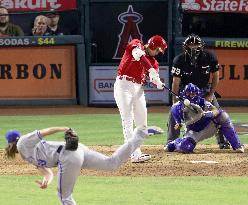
xmin=181 ymin=0 xmax=248 ymax=13
xmin=0 ymin=0 xmax=77 ymax=11
xmin=89 ymin=66 xmax=169 ymax=105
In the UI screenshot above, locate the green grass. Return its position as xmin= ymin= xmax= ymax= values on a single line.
xmin=1 ymin=112 xmax=248 ymax=205
xmin=1 ymin=176 xmax=248 ymax=205
xmin=1 ymin=113 xmax=248 ymax=148
xmin=0 ymin=113 xmax=168 ymax=148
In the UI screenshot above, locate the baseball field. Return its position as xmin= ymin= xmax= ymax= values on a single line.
xmin=1 ymin=106 xmax=248 ymax=205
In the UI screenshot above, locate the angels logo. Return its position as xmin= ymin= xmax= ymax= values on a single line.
xmin=113 ymin=5 xmax=143 ymax=59
xmin=181 ymin=0 xmax=200 ymax=10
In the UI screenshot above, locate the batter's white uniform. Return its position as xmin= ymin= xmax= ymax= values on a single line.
xmin=114 ymin=39 xmax=160 ymax=161
xmin=114 ymin=77 xmax=147 ymax=158
xmin=17 ymin=129 xmax=148 ymax=205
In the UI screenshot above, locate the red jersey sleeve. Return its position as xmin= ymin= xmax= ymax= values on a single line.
xmin=127 ymin=39 xmax=153 ymax=70
xmin=153 ymin=60 xmax=159 ymax=71
xmin=142 ymin=56 xmax=159 ymax=72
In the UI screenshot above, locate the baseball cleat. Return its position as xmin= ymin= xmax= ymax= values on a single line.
xmin=164 ymin=144 xmax=168 ymax=152
xmin=235 ymin=145 xmax=245 ymax=153
xmin=219 ymin=142 xmax=230 ymax=149
xmin=131 ymin=153 xmax=151 ymax=163
xmin=147 ymin=126 xmax=164 ymax=136
xmin=164 ymin=140 xmax=175 ymax=152
xmin=164 ymin=144 xmax=171 ymax=152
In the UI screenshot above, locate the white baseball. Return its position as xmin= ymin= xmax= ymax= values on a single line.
xmin=184 ymin=99 xmax=190 ymax=106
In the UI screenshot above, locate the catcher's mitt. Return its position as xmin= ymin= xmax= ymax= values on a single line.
xmin=183 ymin=103 xmax=203 ymax=126
xmin=65 ymin=128 xmax=79 ymax=151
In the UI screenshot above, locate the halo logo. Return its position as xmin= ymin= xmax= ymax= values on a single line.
xmin=113 ymin=5 xmax=143 ymax=59
xmin=181 ymin=0 xmax=200 ymax=10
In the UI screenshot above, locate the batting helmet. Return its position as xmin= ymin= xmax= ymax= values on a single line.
xmin=183 ymin=33 xmax=204 ymax=65
xmin=147 ymin=35 xmax=167 ymax=53
xmin=5 ymin=130 xmax=21 ymax=143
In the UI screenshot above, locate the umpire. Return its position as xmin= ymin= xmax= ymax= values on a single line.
xmin=165 ymin=33 xmax=230 ymax=150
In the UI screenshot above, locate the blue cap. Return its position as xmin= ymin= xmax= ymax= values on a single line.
xmin=5 ymin=130 xmax=21 ymax=143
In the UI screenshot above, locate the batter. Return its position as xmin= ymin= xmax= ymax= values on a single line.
xmin=114 ymin=35 xmax=167 ymax=162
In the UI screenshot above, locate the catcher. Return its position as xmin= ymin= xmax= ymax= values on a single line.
xmin=4 ymin=127 xmax=150 ymax=205
xmin=165 ymin=83 xmax=244 ymax=153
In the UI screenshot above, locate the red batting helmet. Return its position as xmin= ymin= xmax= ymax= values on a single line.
xmin=147 ymin=35 xmax=167 ymax=54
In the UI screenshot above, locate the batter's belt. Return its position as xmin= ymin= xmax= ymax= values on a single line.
xmin=118 ymin=75 xmax=143 ymax=84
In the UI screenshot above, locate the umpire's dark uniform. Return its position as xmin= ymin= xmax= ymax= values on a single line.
xmin=166 ymin=49 xmax=229 ymax=149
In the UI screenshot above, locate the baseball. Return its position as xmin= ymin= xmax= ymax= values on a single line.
xmin=184 ymin=99 xmax=190 ymax=106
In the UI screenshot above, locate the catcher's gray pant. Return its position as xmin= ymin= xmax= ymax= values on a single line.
xmin=57 ymin=128 xmax=147 ymax=205
xmin=185 ymin=121 xmax=218 ymax=143
xmin=166 ymin=95 xmax=228 ymax=146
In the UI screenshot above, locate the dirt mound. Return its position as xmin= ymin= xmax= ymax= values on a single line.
xmin=1 ymin=145 xmax=248 ymax=176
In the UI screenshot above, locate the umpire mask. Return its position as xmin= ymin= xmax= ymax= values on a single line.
xmin=183 ymin=34 xmax=204 ymax=66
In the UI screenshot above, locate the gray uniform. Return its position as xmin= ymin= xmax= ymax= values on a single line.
xmin=17 ymin=129 xmax=148 ymax=205
xmin=185 ymin=121 xmax=218 ymax=143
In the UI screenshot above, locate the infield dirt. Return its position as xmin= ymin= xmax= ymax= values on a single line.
xmin=1 ymin=145 xmax=248 ymax=176
xmin=1 ymin=105 xmax=248 ymax=177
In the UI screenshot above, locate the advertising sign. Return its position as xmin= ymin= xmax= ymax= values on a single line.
xmin=213 ymin=49 xmax=248 ymax=99
xmin=0 ymin=46 xmax=76 ymax=99
xmin=89 ymin=66 xmax=169 ymax=105
xmin=0 ymin=0 xmax=77 ymax=11
xmin=181 ymin=0 xmax=248 ymax=13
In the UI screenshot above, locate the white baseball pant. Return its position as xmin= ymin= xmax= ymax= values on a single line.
xmin=114 ymin=77 xmax=147 ymax=158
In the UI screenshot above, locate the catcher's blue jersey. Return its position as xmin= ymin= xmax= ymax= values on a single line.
xmin=171 ymin=98 xmax=214 ymax=132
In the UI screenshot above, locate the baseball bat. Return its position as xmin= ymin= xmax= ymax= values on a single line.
xmin=162 ymin=84 xmax=198 ymax=113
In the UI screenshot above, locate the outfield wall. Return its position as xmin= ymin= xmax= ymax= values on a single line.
xmin=0 ymin=0 xmax=247 ymax=106
xmin=0 ymin=0 xmax=172 ymax=106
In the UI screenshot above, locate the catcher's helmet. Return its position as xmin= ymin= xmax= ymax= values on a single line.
xmin=147 ymin=35 xmax=167 ymax=54
xmin=5 ymin=130 xmax=21 ymax=143
xmin=181 ymin=83 xmax=202 ymax=104
xmin=183 ymin=33 xmax=204 ymax=65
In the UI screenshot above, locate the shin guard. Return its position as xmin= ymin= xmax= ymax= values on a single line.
xmin=214 ymin=112 xmax=241 ymax=150
xmin=176 ymin=137 xmax=196 ymax=153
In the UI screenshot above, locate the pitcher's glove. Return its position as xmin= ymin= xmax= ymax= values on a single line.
xmin=65 ymin=128 xmax=79 ymax=151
